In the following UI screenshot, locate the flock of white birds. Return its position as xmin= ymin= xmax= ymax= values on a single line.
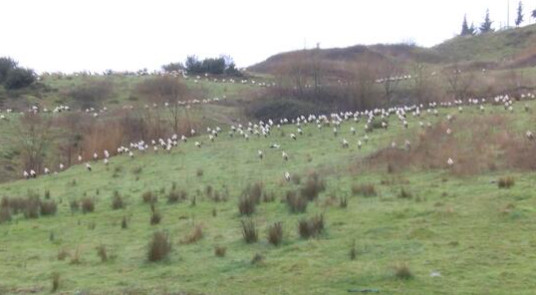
xmin=3 ymin=74 xmax=535 ymax=182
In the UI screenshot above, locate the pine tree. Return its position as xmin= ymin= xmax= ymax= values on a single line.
xmin=515 ymin=1 xmax=524 ymax=27
xmin=532 ymin=9 xmax=536 ymax=20
xmin=468 ymin=23 xmax=476 ymax=36
xmin=461 ymin=15 xmax=470 ymax=36
xmin=479 ymin=9 xmax=494 ymax=33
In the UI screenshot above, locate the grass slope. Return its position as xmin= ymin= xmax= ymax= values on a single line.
xmin=1 ymin=100 xmax=536 ymax=294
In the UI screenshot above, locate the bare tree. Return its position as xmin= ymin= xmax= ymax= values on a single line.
xmin=13 ymin=113 xmax=53 ymax=173
xmin=136 ymin=76 xmax=189 ymax=134
xmin=377 ymin=60 xmax=403 ymax=105
xmin=443 ymin=63 xmax=475 ymax=100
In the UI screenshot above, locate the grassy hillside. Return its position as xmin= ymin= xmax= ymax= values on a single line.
xmin=249 ymin=24 xmax=536 ymax=78
xmin=434 ymin=24 xmax=536 ymax=66
xmin=1 ymin=97 xmax=536 ymax=294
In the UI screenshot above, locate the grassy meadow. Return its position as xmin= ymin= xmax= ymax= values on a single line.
xmin=1 ymin=97 xmax=536 ymax=294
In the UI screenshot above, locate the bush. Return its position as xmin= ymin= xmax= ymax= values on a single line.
xmin=142 ymin=191 xmax=157 ymax=204
xmin=167 ymin=190 xmax=187 ymax=204
xmin=351 ymin=183 xmax=377 ymax=197
xmin=69 ymin=80 xmax=114 ymax=109
xmin=4 ymin=67 xmax=35 ymax=90
xmin=111 ymin=192 xmax=125 ymax=210
xmin=238 ymin=196 xmax=256 ymax=216
xmin=181 ymin=225 xmax=203 ymax=244
xmin=121 ymin=216 xmax=128 ymax=229
xmin=150 ymin=210 xmax=162 ymax=225
xmin=397 ymin=188 xmax=413 ymax=199
xmin=394 ymin=263 xmax=413 ymax=280
xmin=267 ymin=222 xmax=283 ymax=246
xmin=243 ymin=182 xmax=264 ymax=204
xmin=40 ymin=200 xmax=57 ymax=216
xmin=57 ymin=249 xmax=70 ymax=261
xmin=241 ymin=219 xmax=258 ymax=243
xmin=214 ymin=246 xmax=226 ymax=257
xmin=96 ymin=244 xmax=107 ymax=262
xmin=286 ymin=191 xmax=308 ymax=213
xmin=498 ymin=176 xmax=515 ymax=189
xmin=81 ymin=198 xmax=95 ymax=213
xmin=298 ymin=214 xmax=325 ymax=239
xmin=0 ymin=57 xmax=17 ymax=83
xmin=300 ymin=173 xmax=326 ymax=201
xmin=148 ymin=231 xmax=172 ymax=262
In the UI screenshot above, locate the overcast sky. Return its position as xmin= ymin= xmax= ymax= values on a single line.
xmin=2 ymin=0 xmax=535 ymax=73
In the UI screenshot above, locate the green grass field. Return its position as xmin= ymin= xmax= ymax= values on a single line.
xmin=1 ymin=99 xmax=536 ymax=294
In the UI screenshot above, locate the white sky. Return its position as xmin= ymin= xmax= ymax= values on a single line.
xmin=1 ymin=0 xmax=535 ymax=73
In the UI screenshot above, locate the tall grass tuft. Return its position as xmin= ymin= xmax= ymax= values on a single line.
xmin=241 ymin=219 xmax=258 ymax=243
xmin=148 ymin=231 xmax=172 ymax=262
xmin=298 ymin=214 xmax=325 ymax=239
xmin=267 ymin=222 xmax=283 ymax=246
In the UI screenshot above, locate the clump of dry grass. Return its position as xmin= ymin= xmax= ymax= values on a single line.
xmin=393 ymin=263 xmax=413 ymax=280
xmin=241 ymin=219 xmax=258 ymax=243
xmin=267 ymin=222 xmax=283 ymax=246
xmin=286 ymin=191 xmax=308 ymax=213
xmin=498 ymin=176 xmax=515 ymax=189
xmin=298 ymin=214 xmax=325 ymax=239
xmin=300 ymin=172 xmax=326 ymax=201
xmin=181 ymin=225 xmax=204 ymax=244
xmin=142 ymin=191 xmax=157 ymax=204
xmin=351 ymin=183 xmax=377 ymax=197
xmin=238 ymin=196 xmax=256 ymax=216
xmin=96 ymin=244 xmax=107 ymax=262
xmin=81 ymin=198 xmax=95 ymax=214
xmin=148 ymin=231 xmax=172 ymax=262
xmin=214 ymin=245 xmax=226 ymax=257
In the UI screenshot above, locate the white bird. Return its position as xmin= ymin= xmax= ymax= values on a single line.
xmin=86 ymin=163 xmax=92 ymax=171
xmin=290 ymin=133 xmax=297 ymax=140
xmin=357 ymin=140 xmax=362 ymax=150
xmin=342 ymin=138 xmax=349 ymax=148
xmin=195 ymin=141 xmax=201 ymax=148
xmin=128 ymin=151 xmax=134 ymax=158
xmin=282 ymin=151 xmax=288 ymax=161
xmin=350 ymin=126 xmax=356 ymax=135
xmin=104 ymin=158 xmax=109 ymax=165
xmin=23 ymin=170 xmax=29 ymax=179
xmin=447 ymin=158 xmax=454 ymax=166
xmin=284 ymin=171 xmax=291 ymax=182
xmin=446 ymin=128 xmax=452 ymax=135
xmin=78 ymin=155 xmax=83 ymax=162
xmin=526 ymin=130 xmax=534 ymax=140
xmin=258 ymin=150 xmax=264 ymax=160
xmin=44 ymin=167 xmax=50 ymax=175
xmin=59 ymin=163 xmax=64 ymax=170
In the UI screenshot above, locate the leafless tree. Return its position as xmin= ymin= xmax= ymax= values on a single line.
xmin=443 ymin=63 xmax=475 ymax=100
xmin=136 ymin=76 xmax=189 ymax=134
xmin=13 ymin=113 xmax=54 ymax=173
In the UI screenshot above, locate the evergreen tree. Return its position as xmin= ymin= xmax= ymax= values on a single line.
xmin=479 ymin=9 xmax=494 ymax=33
xmin=468 ymin=23 xmax=476 ymax=35
xmin=532 ymin=9 xmax=536 ymax=20
xmin=461 ymin=15 xmax=470 ymax=36
xmin=515 ymin=1 xmax=524 ymax=27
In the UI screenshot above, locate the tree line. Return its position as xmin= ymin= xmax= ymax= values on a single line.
xmin=461 ymin=2 xmax=536 ymax=36
xmin=0 ymin=57 xmax=36 ymax=90
xmin=161 ymin=55 xmax=242 ymax=77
